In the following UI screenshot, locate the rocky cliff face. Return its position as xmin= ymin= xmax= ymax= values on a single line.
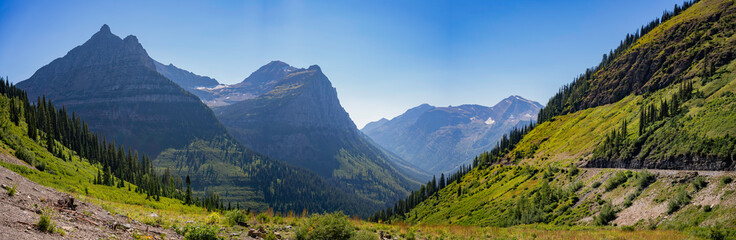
xmin=16 ymin=24 xmax=227 ymax=157
xmin=215 ymin=63 xmax=424 ymax=205
xmin=362 ymin=96 xmax=542 ymax=175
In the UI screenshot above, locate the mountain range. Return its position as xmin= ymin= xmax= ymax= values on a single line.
xmin=14 ymin=24 xmax=389 ymax=215
xmin=362 ymin=96 xmax=542 ymax=174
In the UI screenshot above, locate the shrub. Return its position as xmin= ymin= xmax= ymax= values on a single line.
xmin=721 ymin=176 xmax=733 ymax=186
xmin=184 ymin=225 xmax=220 ymax=240
xmin=35 ymin=160 xmax=46 ymax=172
xmin=666 ymin=188 xmax=691 ymax=214
xmin=6 ymin=184 xmax=17 ymax=196
xmin=621 ymin=225 xmax=635 ymax=231
xmin=595 ymin=203 xmax=616 ymax=226
xmin=592 ymin=181 xmax=602 ymax=189
xmin=296 ymin=212 xmax=354 ymax=240
xmin=256 ymin=212 xmax=270 ymax=224
xmin=224 ymin=209 xmax=248 ymax=226
xmin=264 ymin=233 xmax=278 ymax=240
xmin=272 ymin=215 xmax=284 ymax=225
xmin=352 ymin=231 xmax=378 ymax=240
xmin=604 ymin=171 xmax=630 ymax=191
xmin=692 ymin=176 xmax=708 ymax=191
xmin=14 ymin=147 xmax=35 ymax=165
xmin=633 ymin=171 xmax=655 ymax=191
xmin=36 ymin=209 xmax=56 ymax=233
xmin=568 ymin=164 xmax=579 ymax=178
xmin=206 ymin=212 xmax=220 ymax=224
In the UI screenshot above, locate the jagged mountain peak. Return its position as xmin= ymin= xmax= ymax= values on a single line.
xmin=99 ymin=24 xmax=111 ymax=34
xmin=16 ymin=24 xmax=226 ymax=157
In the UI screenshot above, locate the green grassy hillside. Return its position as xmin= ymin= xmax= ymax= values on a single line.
xmin=374 ymin=0 xmax=736 ymax=237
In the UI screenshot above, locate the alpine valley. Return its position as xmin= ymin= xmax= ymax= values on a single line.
xmin=2 ymin=0 xmax=736 ymax=239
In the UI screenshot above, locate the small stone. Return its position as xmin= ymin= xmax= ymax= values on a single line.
xmin=148 ymin=213 xmax=158 ymax=218
xmin=248 ymin=229 xmax=258 ymax=238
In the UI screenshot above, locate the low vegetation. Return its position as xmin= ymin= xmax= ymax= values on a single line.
xmin=296 ymin=212 xmax=355 ymax=240
xmin=5 ymin=183 xmax=17 ymax=196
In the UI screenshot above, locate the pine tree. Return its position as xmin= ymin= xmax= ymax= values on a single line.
xmin=185 ymin=175 xmax=192 ymax=205
xmin=439 ymin=173 xmax=446 ymax=189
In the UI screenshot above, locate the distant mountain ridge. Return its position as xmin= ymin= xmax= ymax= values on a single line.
xmin=362 ymin=96 xmax=542 ymax=174
xmin=214 ymin=62 xmax=427 ymax=205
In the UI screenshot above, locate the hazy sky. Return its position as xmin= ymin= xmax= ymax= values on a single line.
xmin=0 ymin=0 xmax=683 ymax=128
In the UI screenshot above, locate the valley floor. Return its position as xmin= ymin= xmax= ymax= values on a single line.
xmin=0 ymin=156 xmax=710 ymax=240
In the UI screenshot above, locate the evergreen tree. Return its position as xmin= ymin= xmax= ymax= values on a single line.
xmin=185 ymin=175 xmax=192 ymax=205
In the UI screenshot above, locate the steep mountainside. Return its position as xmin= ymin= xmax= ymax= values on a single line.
xmin=362 ymin=96 xmax=542 ymax=174
xmin=11 ymin=26 xmax=382 ymax=216
xmin=15 ymin=25 xmax=227 ymax=157
xmin=515 ymin=0 xmax=736 ymax=170
xmin=153 ymin=60 xmax=219 ymax=100
xmin=215 ymin=63 xmax=425 ymax=205
xmin=376 ymin=0 xmax=736 ymax=230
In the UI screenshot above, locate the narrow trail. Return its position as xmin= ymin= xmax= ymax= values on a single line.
xmin=581 ymin=168 xmax=736 ymax=177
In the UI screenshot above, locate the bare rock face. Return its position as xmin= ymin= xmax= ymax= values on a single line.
xmin=362 ymin=96 xmax=543 ymax=175
xmin=16 ymin=24 xmax=227 ymax=157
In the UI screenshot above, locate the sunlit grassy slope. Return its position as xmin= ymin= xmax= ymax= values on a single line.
xmin=510 ymin=58 xmax=736 ymax=167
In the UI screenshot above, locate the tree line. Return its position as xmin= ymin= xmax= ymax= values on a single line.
xmin=537 ymin=0 xmax=700 ymax=124
xmin=368 ymin=164 xmax=472 ymax=222
xmin=474 ymin=122 xmax=536 ymax=167
xmin=592 ymin=80 xmax=697 ymax=160
xmin=370 ymin=122 xmax=536 ymax=222
xmin=1 ymin=77 xmax=226 ymax=210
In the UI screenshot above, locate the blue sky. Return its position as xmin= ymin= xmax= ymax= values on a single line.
xmin=0 ymin=0 xmax=683 ymax=128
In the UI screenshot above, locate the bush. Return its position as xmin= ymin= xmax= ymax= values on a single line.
xmin=14 ymin=147 xmax=35 ymax=165
xmin=224 ymin=209 xmax=248 ymax=226
xmin=595 ymin=203 xmax=616 ymax=226
xmin=184 ymin=225 xmax=220 ymax=240
xmin=692 ymin=176 xmax=708 ymax=191
xmin=206 ymin=212 xmax=220 ymax=224
xmin=604 ymin=171 xmax=630 ymax=191
xmin=35 ymin=160 xmax=46 ymax=172
xmin=721 ymin=176 xmax=733 ymax=186
xmin=666 ymin=188 xmax=691 ymax=214
xmin=592 ymin=181 xmax=602 ymax=189
xmin=272 ymin=215 xmax=284 ymax=225
xmin=6 ymin=184 xmax=17 ymax=196
xmin=36 ymin=209 xmax=56 ymax=233
xmin=568 ymin=164 xmax=579 ymax=178
xmin=633 ymin=171 xmax=655 ymax=191
xmin=352 ymin=231 xmax=378 ymax=240
xmin=256 ymin=213 xmax=270 ymax=224
xmin=296 ymin=212 xmax=355 ymax=240
xmin=264 ymin=232 xmax=278 ymax=240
